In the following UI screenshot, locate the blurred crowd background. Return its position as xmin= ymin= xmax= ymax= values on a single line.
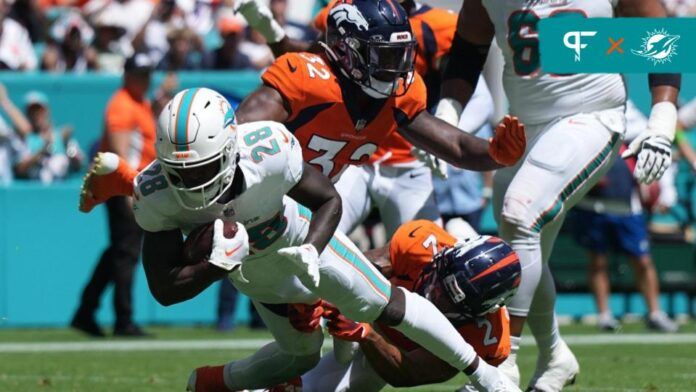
xmin=0 ymin=0 xmax=695 ymax=335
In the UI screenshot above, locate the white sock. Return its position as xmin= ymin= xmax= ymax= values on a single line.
xmin=393 ymin=287 xmax=478 ymax=371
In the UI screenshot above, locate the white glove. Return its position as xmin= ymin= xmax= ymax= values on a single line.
xmin=234 ymin=0 xmax=286 ymax=44
xmin=468 ymin=360 xmax=521 ymax=392
xmin=622 ymin=102 xmax=677 ymax=184
xmin=208 ymin=220 xmax=250 ymax=282
xmin=278 ymin=244 xmax=321 ymax=289
xmin=411 ymin=147 xmax=448 ymax=179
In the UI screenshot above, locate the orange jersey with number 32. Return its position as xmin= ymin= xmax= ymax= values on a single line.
xmin=261 ymin=52 xmax=427 ymax=180
xmin=380 ymin=220 xmax=511 ymax=366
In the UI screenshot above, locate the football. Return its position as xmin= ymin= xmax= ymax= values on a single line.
xmin=182 ymin=220 xmax=239 ymax=265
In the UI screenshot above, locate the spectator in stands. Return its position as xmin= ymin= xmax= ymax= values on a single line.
xmin=8 ymin=0 xmax=46 ymax=42
xmin=91 ymin=7 xmax=131 ymax=73
xmin=572 ymin=102 xmax=679 ymax=333
xmin=42 ymin=12 xmax=97 ymax=72
xmin=0 ymin=83 xmax=30 ymax=185
xmin=13 ymin=91 xmax=83 ymax=183
xmin=269 ymin=0 xmax=315 ymax=42
xmin=239 ymin=29 xmax=274 ymax=70
xmin=157 ymin=27 xmax=208 ymax=71
xmin=133 ymin=0 xmax=190 ymax=65
xmin=0 ymin=0 xmax=37 ymax=70
xmin=71 ymin=53 xmax=156 ymax=338
xmin=211 ymin=14 xmax=253 ymax=70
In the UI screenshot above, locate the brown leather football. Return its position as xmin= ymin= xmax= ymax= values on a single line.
xmin=182 ymin=220 xmax=238 ymax=265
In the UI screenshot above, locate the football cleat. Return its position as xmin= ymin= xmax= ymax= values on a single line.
xmin=498 ymin=356 xmax=521 ymax=387
xmin=186 ymin=365 xmax=230 ymax=392
xmin=526 ymin=339 xmax=579 ymax=392
xmin=78 ymin=152 xmax=137 ymax=212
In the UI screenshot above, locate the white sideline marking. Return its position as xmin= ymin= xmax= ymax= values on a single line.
xmin=1 ymin=334 xmax=695 ymax=353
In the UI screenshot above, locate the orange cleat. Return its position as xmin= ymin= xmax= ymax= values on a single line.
xmin=78 ymin=152 xmax=137 ymax=213
xmin=186 ymin=365 xmax=231 ymax=392
xmin=267 ymin=377 xmax=302 ymax=392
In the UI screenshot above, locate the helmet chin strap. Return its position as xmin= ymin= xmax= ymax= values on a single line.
xmin=361 ymin=77 xmax=395 ymax=99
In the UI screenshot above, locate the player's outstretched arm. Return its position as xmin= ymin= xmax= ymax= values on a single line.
xmin=142 ymin=229 xmax=227 ymax=306
xmin=399 ymin=112 xmax=526 ymax=171
xmin=236 ymin=86 xmax=290 ymax=124
xmin=436 ymin=0 xmax=494 ymax=126
xmin=618 ymin=0 xmax=681 ymax=184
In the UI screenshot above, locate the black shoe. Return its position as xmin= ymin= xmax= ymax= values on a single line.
xmin=113 ymin=323 xmax=151 ymax=337
xmin=70 ymin=315 xmax=106 ymax=338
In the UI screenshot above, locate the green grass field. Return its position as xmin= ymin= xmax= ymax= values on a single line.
xmin=2 ymin=323 xmax=696 ymax=391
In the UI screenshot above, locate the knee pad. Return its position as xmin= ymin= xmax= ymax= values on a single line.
xmin=499 ymin=195 xmax=540 ymax=248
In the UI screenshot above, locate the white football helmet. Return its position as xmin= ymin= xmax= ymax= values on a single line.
xmin=156 ymin=87 xmax=238 ymax=210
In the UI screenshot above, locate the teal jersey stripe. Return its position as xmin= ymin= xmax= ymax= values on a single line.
xmin=328 ymin=237 xmax=391 ymax=299
xmin=531 ymin=133 xmax=620 ymax=232
xmin=175 ymin=88 xmax=199 ymax=152
xmin=297 ymin=204 xmax=312 ymax=221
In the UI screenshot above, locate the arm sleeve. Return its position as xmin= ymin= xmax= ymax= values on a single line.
xmin=261 ymin=54 xmax=307 ymax=117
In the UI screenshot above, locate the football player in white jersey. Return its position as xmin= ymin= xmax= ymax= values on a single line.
xmin=436 ymin=1 xmax=680 ymax=391
xmin=129 ymin=87 xmax=519 ymax=392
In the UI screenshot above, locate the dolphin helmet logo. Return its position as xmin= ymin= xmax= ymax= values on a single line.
xmin=632 ymin=29 xmax=680 ymax=65
xmin=330 ymin=3 xmax=370 ymax=32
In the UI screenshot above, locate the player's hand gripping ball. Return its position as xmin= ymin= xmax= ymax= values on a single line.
xmin=183 ymin=220 xmax=250 ymax=282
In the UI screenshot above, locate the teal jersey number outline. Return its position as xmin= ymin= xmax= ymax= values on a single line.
xmin=243 ymin=126 xmax=281 ymax=163
xmin=507 ymin=9 xmax=586 ymax=76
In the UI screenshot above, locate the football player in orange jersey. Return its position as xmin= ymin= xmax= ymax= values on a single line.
xmin=276 ymin=220 xmax=520 ymax=391
xmin=236 ymin=0 xmax=524 ymax=194
xmin=235 ymin=0 xmax=497 ymax=237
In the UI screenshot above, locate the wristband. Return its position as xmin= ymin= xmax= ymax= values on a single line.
xmin=647 ymin=101 xmax=678 ymax=141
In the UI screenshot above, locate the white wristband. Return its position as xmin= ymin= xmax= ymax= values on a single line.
xmin=647 ymin=101 xmax=678 ymax=142
xmin=435 ymin=98 xmax=463 ymax=128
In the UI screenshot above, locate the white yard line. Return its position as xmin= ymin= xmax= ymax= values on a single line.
xmin=1 ymin=334 xmax=695 ymax=353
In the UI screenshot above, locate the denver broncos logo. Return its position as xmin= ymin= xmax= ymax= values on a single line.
xmin=330 ymin=3 xmax=369 ymax=32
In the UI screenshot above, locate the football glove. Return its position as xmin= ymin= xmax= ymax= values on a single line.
xmin=208 ymin=220 xmax=250 ymax=282
xmin=323 ymin=302 xmax=371 ymax=342
xmin=622 ymin=101 xmax=676 ymax=184
xmin=411 ymin=147 xmax=448 ymax=179
xmin=234 ymin=0 xmax=286 ymax=43
xmin=488 ymin=115 xmax=526 ymax=167
xmin=288 ymin=301 xmax=324 ymax=333
xmin=277 ymin=244 xmax=321 ymax=289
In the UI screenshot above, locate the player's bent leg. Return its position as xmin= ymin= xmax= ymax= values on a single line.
xmin=334 ymin=165 xmax=373 ymax=235
xmin=301 ymin=350 xmax=387 ymax=392
xmin=188 ymin=300 xmax=323 ymax=391
xmin=79 ymin=152 xmax=137 ymax=213
xmin=378 ymin=163 xmax=442 ymax=237
xmin=313 ymin=232 xmax=486 ymax=381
